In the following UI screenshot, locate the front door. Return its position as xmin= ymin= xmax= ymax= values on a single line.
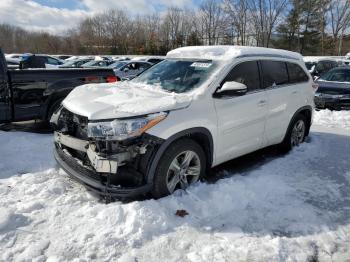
xmin=213 ymin=60 xmax=268 ymax=165
xmin=0 ymin=51 xmax=11 ymax=123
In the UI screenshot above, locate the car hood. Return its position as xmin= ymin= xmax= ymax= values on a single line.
xmin=316 ymin=80 xmax=350 ymax=95
xmin=62 ymin=82 xmax=193 ymax=120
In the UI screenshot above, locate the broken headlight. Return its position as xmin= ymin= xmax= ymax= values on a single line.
xmin=87 ymin=112 xmax=167 ymax=141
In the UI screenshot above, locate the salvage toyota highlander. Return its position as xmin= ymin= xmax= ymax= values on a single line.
xmin=51 ymin=46 xmax=315 ymax=199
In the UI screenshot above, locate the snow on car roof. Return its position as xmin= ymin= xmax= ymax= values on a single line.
xmin=303 ymin=56 xmax=338 ymax=63
xmin=166 ymin=45 xmax=303 ymax=61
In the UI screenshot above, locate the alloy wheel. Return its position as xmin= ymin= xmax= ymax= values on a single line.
xmin=291 ymin=119 xmax=305 ymax=146
xmin=166 ymin=150 xmax=201 ymax=193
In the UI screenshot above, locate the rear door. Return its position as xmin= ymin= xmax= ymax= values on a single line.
xmin=0 ymin=50 xmax=11 ymax=122
xmin=214 ymin=60 xmax=268 ymax=164
xmin=262 ymin=60 xmax=308 ymax=145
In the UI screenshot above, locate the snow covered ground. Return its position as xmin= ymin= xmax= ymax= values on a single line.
xmin=0 ymin=109 xmax=350 ymax=262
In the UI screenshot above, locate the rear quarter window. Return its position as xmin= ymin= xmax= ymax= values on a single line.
xmin=287 ymin=62 xmax=309 ymax=83
xmin=261 ymin=60 xmax=289 ymax=88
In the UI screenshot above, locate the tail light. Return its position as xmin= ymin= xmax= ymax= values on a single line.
xmin=85 ymin=76 xmax=98 ymax=83
xmin=106 ymin=75 xmax=118 ymax=83
xmin=312 ymin=82 xmax=319 ymax=92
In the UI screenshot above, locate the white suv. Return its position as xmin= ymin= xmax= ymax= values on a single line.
xmin=51 ymin=46 xmax=314 ymax=199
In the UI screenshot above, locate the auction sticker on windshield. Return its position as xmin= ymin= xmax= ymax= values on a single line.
xmin=190 ymin=62 xmax=212 ymax=68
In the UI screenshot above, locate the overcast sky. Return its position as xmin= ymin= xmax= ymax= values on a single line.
xmin=0 ymin=0 xmax=200 ymax=34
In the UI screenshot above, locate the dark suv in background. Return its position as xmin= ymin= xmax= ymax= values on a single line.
xmin=304 ymin=57 xmax=338 ymax=78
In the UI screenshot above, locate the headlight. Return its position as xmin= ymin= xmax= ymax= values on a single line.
xmin=87 ymin=112 xmax=167 ymax=140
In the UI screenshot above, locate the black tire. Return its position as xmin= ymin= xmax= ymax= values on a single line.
xmin=280 ymin=114 xmax=307 ymax=152
xmin=46 ymin=99 xmax=62 ymax=122
xmin=152 ymin=138 xmax=206 ymax=199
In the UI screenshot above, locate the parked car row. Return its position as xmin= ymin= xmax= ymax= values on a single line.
xmin=0 ymin=50 xmax=117 ymax=123
xmin=4 ymin=53 xmax=164 ymax=81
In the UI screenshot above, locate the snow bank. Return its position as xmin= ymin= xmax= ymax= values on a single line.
xmin=314 ymin=109 xmax=350 ymax=129
xmin=0 ymin=110 xmax=350 ymax=261
xmin=0 ymin=131 xmax=54 ymax=179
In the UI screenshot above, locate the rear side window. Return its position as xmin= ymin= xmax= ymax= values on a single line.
xmin=47 ymin=57 xmax=60 ymax=65
xmin=316 ymin=62 xmax=325 ymax=72
xmin=139 ymin=62 xmax=151 ymax=70
xmin=222 ymin=61 xmax=261 ymax=92
xmin=261 ymin=60 xmax=288 ymax=88
xmin=287 ymin=62 xmax=309 ymax=83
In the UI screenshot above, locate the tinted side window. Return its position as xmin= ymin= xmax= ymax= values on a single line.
xmin=287 ymin=62 xmax=309 ymax=83
xmin=140 ymin=62 xmax=151 ymax=69
xmin=222 ymin=61 xmax=261 ymax=92
xmin=316 ymin=62 xmax=325 ymax=72
xmin=261 ymin=60 xmax=288 ymax=88
xmin=330 ymin=61 xmax=338 ymax=68
xmin=47 ymin=57 xmax=59 ymax=65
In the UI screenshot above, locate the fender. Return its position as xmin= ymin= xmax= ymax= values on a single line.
xmin=146 ymin=127 xmax=214 ymax=184
xmin=282 ymin=105 xmax=313 ymax=141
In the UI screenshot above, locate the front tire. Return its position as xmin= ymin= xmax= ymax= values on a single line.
xmin=280 ymin=114 xmax=307 ymax=151
xmin=152 ymin=138 xmax=206 ymax=198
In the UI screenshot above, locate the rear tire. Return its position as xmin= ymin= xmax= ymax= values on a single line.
xmin=151 ymin=138 xmax=206 ymax=199
xmin=280 ymin=114 xmax=307 ymax=152
xmin=46 ymin=99 xmax=62 ymax=122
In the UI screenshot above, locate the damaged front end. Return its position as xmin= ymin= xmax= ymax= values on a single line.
xmin=51 ymin=107 xmax=165 ymax=198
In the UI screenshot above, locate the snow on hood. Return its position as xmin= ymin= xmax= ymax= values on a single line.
xmin=62 ymin=82 xmax=192 ymax=120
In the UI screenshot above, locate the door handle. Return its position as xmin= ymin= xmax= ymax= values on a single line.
xmin=291 ymin=90 xmax=298 ymax=94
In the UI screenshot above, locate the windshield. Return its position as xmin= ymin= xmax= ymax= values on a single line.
xmin=108 ymin=61 xmax=127 ymax=69
xmin=305 ymin=62 xmax=316 ymax=70
xmin=319 ymin=69 xmax=350 ymax=82
xmin=132 ymin=59 xmax=217 ymax=93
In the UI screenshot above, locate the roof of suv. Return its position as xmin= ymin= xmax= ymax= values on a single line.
xmin=166 ymin=45 xmax=303 ymax=61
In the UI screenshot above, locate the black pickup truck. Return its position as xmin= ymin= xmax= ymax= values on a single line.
xmin=0 ymin=50 xmax=117 ymax=123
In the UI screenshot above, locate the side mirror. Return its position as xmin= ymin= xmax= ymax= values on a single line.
xmin=216 ymin=81 xmax=247 ymax=95
xmin=123 ymin=67 xmax=129 ymax=72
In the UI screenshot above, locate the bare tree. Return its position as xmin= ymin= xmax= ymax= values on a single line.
xmin=199 ymin=0 xmax=225 ymax=45
xmin=248 ymin=0 xmax=288 ymax=47
xmin=329 ymin=0 xmax=350 ymax=54
xmin=104 ymin=9 xmax=131 ymax=54
xmin=224 ymin=0 xmax=249 ymax=45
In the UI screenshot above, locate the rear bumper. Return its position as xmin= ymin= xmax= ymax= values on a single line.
xmin=54 ymin=144 xmax=152 ymax=198
xmin=314 ymin=96 xmax=350 ymax=110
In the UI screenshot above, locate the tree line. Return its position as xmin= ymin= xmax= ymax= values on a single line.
xmin=1 ymin=0 xmax=349 ymax=56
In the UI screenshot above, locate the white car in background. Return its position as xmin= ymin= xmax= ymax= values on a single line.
xmin=52 ymin=46 xmax=315 ymax=199
xmin=109 ymin=61 xmax=153 ymax=80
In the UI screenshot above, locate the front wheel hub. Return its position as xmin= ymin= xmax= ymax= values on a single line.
xmin=166 ymin=150 xmax=201 ymax=193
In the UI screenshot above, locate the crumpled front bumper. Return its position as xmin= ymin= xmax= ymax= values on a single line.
xmin=54 ymin=133 xmax=152 ymax=198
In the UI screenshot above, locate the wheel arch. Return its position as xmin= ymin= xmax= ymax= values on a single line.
xmin=146 ymin=127 xmax=214 ymax=184
xmin=42 ymin=89 xmax=72 ymax=120
xmin=283 ymin=105 xmax=313 ymax=141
